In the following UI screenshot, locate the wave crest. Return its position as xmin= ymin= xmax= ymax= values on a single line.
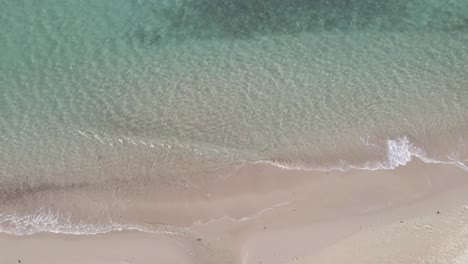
xmin=263 ymin=136 xmax=468 ymax=172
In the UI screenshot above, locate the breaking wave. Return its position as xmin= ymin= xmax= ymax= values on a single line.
xmin=262 ymin=136 xmax=468 ymax=172
xmin=1 ymin=136 xmax=467 ymax=236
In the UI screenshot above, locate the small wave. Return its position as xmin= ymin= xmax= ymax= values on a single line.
xmin=2 ymin=136 xmax=466 ymax=236
xmin=0 ymin=208 xmax=181 ymax=236
xmin=259 ymin=136 xmax=468 ymax=172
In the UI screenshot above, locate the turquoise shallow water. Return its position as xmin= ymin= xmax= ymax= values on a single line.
xmin=0 ymin=0 xmax=468 ymax=234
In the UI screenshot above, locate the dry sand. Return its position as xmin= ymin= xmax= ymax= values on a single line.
xmin=1 ymin=160 xmax=468 ymax=263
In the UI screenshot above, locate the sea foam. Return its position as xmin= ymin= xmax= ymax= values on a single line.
xmin=0 ymin=208 xmax=181 ymax=236
xmin=262 ymin=136 xmax=468 ymax=172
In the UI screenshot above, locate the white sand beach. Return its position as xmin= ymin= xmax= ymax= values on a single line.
xmin=2 ymin=160 xmax=468 ymax=264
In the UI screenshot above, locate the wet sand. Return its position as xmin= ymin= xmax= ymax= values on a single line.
xmin=1 ymin=160 xmax=468 ymax=263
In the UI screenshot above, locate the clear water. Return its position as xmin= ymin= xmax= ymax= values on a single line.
xmin=1 ymin=0 xmax=468 ymax=235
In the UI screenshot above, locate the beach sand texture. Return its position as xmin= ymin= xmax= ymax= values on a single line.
xmin=1 ymin=0 xmax=468 ymax=263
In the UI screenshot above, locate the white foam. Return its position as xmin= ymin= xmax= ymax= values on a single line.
xmin=448 ymin=156 xmax=468 ymax=171
xmin=385 ymin=136 xmax=414 ymax=167
xmin=3 ymin=136 xmax=465 ymax=236
xmin=259 ymin=136 xmax=468 ymax=172
xmin=0 ymin=208 xmax=181 ymax=236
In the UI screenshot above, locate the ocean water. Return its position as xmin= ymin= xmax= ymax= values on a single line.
xmin=1 ymin=0 xmax=468 ymax=235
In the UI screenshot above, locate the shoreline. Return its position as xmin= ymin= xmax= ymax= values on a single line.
xmin=1 ymin=1 xmax=467 ymax=263
xmin=1 ymin=160 xmax=468 ymax=263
